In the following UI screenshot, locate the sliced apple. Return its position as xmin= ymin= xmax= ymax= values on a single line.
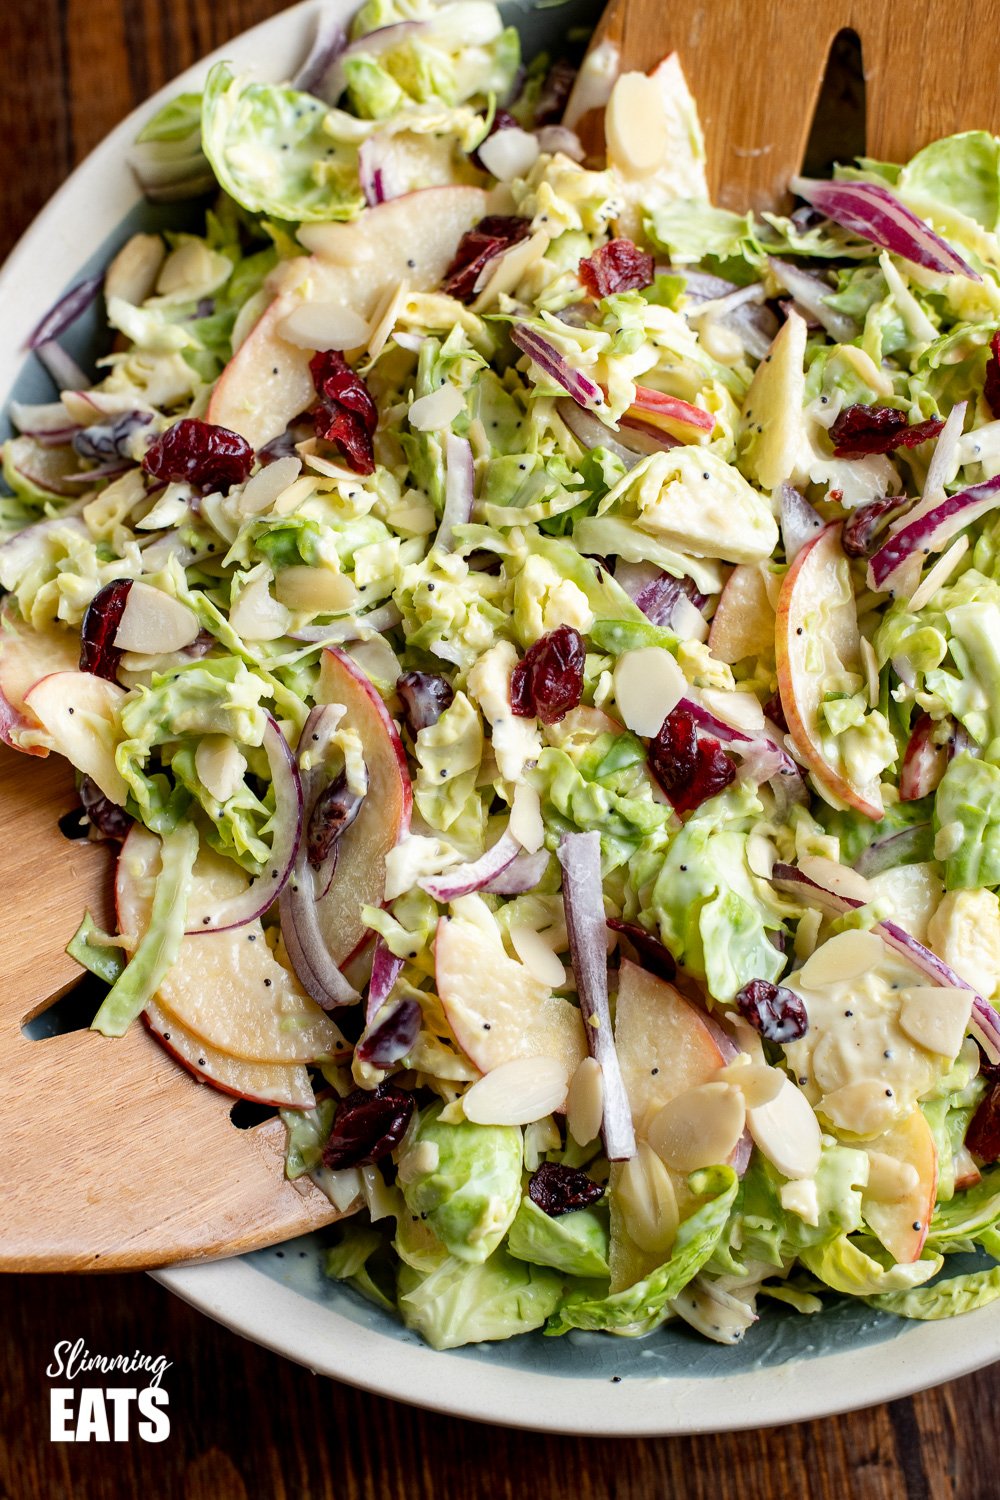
xmin=775 ymin=522 xmax=884 ymax=818
xmin=116 ymin=826 xmax=348 ymax=1066
xmin=862 ymin=1109 xmax=938 ymax=1264
xmin=708 ymin=564 xmax=775 ymax=665
xmin=609 ymin=960 xmax=727 ymax=1289
xmin=311 ymin=646 xmax=412 ymax=968
xmin=0 ymin=611 xmax=80 ymax=754
xmin=207 ymin=186 xmax=488 ymax=448
xmin=434 ymin=897 xmax=586 ymax=1077
xmin=22 ymin=670 xmax=128 ymax=803
xmin=144 ymin=1000 xmax=316 ymax=1108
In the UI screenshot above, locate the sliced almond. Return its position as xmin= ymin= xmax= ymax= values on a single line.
xmin=865 ymin=1149 xmax=920 ymax=1204
xmin=229 ymin=572 xmax=291 ymax=642
xmin=510 ymin=922 xmax=566 ymax=988
xmin=819 ymin=1080 xmax=896 ymax=1136
xmin=462 ymin=1055 xmax=569 ymax=1125
xmin=477 ymin=127 xmax=541 ymax=182
xmin=239 ymin=456 xmax=302 ymax=516
xmin=746 ymin=833 xmax=776 ymax=880
xmin=720 ymin=1058 xmax=784 ymax=1109
xmin=274 ymin=566 xmax=359 ymax=615
xmin=105 ymin=232 xmax=165 ymax=306
xmin=472 ymin=230 xmax=550 ymax=312
xmin=194 ymin=734 xmax=248 ymax=804
xmin=747 ymin=1076 xmax=821 ymax=1179
xmin=408 ymin=384 xmax=465 ymax=432
xmin=605 ymin=72 xmax=668 ymax=179
xmin=798 ymin=928 xmax=884 ymax=989
xmin=897 ymin=986 xmax=973 ymax=1059
xmin=647 ymin=1082 xmax=747 ymax=1173
xmin=566 ymin=1055 xmax=604 ymax=1147
xmin=613 ymin=647 xmax=685 ymax=738
xmin=798 ymin=854 xmax=875 ymax=905
xmin=510 ymin=782 xmax=545 ymax=854
xmin=860 ymin=636 xmax=880 ymax=708
xmin=700 ymin=687 xmax=766 ymax=740
xmin=346 ymin=635 xmax=402 ymax=689
xmin=114 ymin=581 xmax=200 ymax=654
xmin=779 ymin=1178 xmax=819 ymax=1226
xmin=615 ymin=1141 xmax=679 ymax=1255
xmin=907 ymin=535 xmax=969 ymax=614
xmin=278 ymin=301 xmax=370 ymax=352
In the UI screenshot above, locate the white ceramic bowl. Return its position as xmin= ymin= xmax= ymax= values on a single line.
xmin=3 ymin=0 xmax=999 ymax=1433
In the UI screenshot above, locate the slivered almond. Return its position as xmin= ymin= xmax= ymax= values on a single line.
xmin=719 ymin=1058 xmax=784 ymax=1109
xmin=194 ymin=735 xmax=248 ymax=804
xmin=566 ymin=1055 xmax=604 ymax=1146
xmin=408 ymin=384 xmax=464 ymax=432
xmin=798 ymin=854 xmax=874 ymax=904
xmin=897 ymin=986 xmax=973 ymax=1059
xmin=510 ymin=782 xmax=545 ymax=853
xmin=647 ymin=1082 xmax=746 ymax=1172
xmin=605 ymin=72 xmax=668 ymax=179
xmin=274 ymin=566 xmax=359 ymax=615
xmin=616 ymin=1142 xmax=679 ymax=1255
xmin=747 ymin=1076 xmax=821 ymax=1179
xmin=798 ymin=928 xmax=883 ymax=988
xmin=510 ymin=922 xmax=566 ymax=988
xmin=278 ymin=301 xmax=370 ymax=351
xmin=105 ymin=233 xmax=165 ymax=306
xmin=613 ymin=646 xmax=685 ymax=738
xmin=240 ymin=456 xmax=302 ymax=516
xmin=463 ymin=1056 xmax=569 ymax=1125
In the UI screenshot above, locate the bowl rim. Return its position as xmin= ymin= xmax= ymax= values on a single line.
xmin=3 ymin=0 xmax=999 ymax=1436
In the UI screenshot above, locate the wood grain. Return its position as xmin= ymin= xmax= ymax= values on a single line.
xmin=588 ymin=0 xmax=1000 ymax=211
xmin=1 ymin=0 xmax=1000 ymax=1489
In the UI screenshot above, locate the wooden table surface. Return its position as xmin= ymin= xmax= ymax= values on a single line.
xmin=0 ymin=0 xmax=999 ymax=1494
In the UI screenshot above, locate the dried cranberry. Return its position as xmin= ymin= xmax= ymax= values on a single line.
xmin=79 ymin=578 xmax=133 ymax=681
xmin=578 ymin=239 xmax=655 ymax=299
xmin=534 ymin=58 xmax=577 ymax=126
xmin=510 ymin=626 xmax=585 ymax=723
xmin=648 ymin=707 xmax=736 ymax=816
xmin=607 ymin=918 xmax=676 ymax=982
xmin=443 ymin=216 xmax=531 ymax=303
xmin=735 ymin=978 xmax=808 ymax=1044
xmin=397 ymin=671 xmax=455 ymax=737
xmin=966 ymin=1083 xmax=1000 ymax=1163
xmin=322 ymin=1083 xmax=414 ymax=1169
xmin=307 ymin=767 xmax=367 ymax=868
xmin=528 ymin=1161 xmax=605 ymax=1216
xmin=985 ymin=331 xmax=1000 ymax=420
xmin=829 ymin=404 xmax=944 ymax=458
xmin=142 ymin=418 xmax=253 ymax=491
xmin=356 ymin=998 xmax=422 ymax=1068
xmin=840 ymin=496 xmax=910 ymax=558
xmin=79 ymin=775 xmax=133 ymax=841
xmin=470 ymin=109 xmax=518 ymax=170
xmin=309 ymin=351 xmax=378 ymax=476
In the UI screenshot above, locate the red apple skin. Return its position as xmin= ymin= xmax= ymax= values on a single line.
xmin=0 ymin=691 xmax=46 ymax=755
xmin=141 ymin=1011 xmax=315 ymax=1110
xmin=312 ymin=647 xmax=412 ymax=967
xmin=775 ymin=522 xmax=884 ymax=820
xmin=0 ymin=608 xmax=80 ymax=755
xmin=708 ymin=564 xmax=774 ymax=665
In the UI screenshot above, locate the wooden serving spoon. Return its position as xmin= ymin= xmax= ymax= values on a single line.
xmin=580 ymin=0 xmax=1000 ymax=211
xmin=0 ymin=746 xmax=344 ymax=1270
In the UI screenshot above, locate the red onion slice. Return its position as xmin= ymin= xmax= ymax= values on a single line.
xmin=867 ymin=473 xmax=1000 ymax=592
xmin=288 ymin=602 xmax=403 ymax=645
xmin=481 ymin=848 xmax=549 ymax=894
xmin=358 ymin=137 xmax=393 ymax=206
xmin=366 ymin=937 xmax=405 ymax=1024
xmin=555 ymin=398 xmax=643 ymax=468
xmin=768 ymin=258 xmax=857 ymax=344
xmin=790 ymin=177 xmax=980 ymax=281
xmin=35 ymin=340 xmax=91 ymax=393
xmin=771 ymin=861 xmax=1000 ymax=1063
xmin=852 ymin=824 xmax=932 ymax=878
xmin=187 ymin=716 xmax=302 ymax=935
xmin=28 ymin=275 xmax=104 ymax=349
xmin=291 ymin=5 xmax=348 ymax=99
xmin=510 ymin=325 xmax=604 ymax=411
xmin=315 ymin=21 xmax=424 ymax=108
xmin=435 ymin=434 xmax=474 ymax=552
xmin=558 ymin=831 xmax=636 ymax=1161
xmin=420 ymin=828 xmax=522 ymax=901
xmin=780 ymin=483 xmax=825 ymax=564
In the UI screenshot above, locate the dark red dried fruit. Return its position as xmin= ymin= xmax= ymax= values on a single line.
xmin=648 ymin=707 xmax=736 ymax=816
xmin=79 ymin=774 xmax=133 ymax=841
xmin=578 ymin=239 xmax=655 ymax=299
xmin=470 ymin=109 xmax=518 ymax=171
xmin=322 ymin=1082 xmax=414 ymax=1169
xmin=79 ymin=578 xmax=133 ymax=681
xmin=356 ymin=997 xmax=422 ymax=1068
xmin=309 ymin=351 xmax=378 ymax=475
xmin=735 ymin=978 xmax=808 ymax=1044
xmin=829 ymin=404 xmax=944 ymax=458
xmin=529 ymin=1160 xmax=605 ymax=1217
xmin=840 ymin=496 xmax=910 ymax=558
xmin=607 ymin=918 xmax=676 ymax=982
xmin=966 ymin=1082 xmax=1000 ymax=1163
xmin=510 ymin=625 xmax=585 ymax=724
xmin=397 ymin=671 xmax=455 ymax=737
xmin=443 ymin=216 xmax=531 ymax=303
xmin=307 ymin=767 xmax=367 ymax=868
xmin=142 ymin=418 xmax=253 ymax=491
xmin=984 ymin=331 xmax=1000 ymax=420
xmin=535 ymin=58 xmax=577 ymax=126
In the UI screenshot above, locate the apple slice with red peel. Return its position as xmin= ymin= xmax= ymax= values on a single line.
xmin=775 ymin=522 xmax=884 ymax=818
xmin=22 ymin=670 xmax=128 ymax=803
xmin=708 ymin=564 xmax=774 ymax=665
xmin=0 ymin=612 xmax=80 ymax=754
xmin=208 ymin=186 xmax=488 ymax=448
xmin=144 ymin=1000 xmax=316 ymax=1108
xmin=309 ymin=646 xmax=412 ymax=967
xmin=608 ymin=960 xmax=728 ymax=1289
xmin=625 ymin=386 xmax=714 ymax=444
xmin=863 ymin=1109 xmax=938 ymax=1264
xmin=117 ymin=826 xmax=349 ymax=1066
xmin=434 ymin=898 xmax=587 ymax=1077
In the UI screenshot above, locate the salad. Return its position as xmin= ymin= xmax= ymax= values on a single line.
xmin=7 ymin=0 xmax=1000 ymax=1354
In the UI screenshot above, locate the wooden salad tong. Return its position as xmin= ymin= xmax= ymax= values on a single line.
xmin=4 ymin=0 xmax=1000 ymax=1272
